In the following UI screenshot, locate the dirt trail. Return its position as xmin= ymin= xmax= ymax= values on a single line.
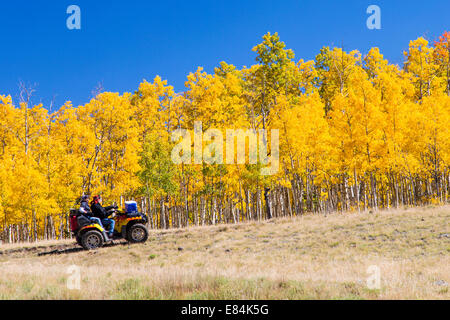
xmin=0 ymin=239 xmax=135 ymax=258
xmin=0 ymin=228 xmax=194 ymax=258
xmin=0 ymin=243 xmax=78 ymax=257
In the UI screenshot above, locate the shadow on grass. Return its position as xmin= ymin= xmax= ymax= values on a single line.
xmin=37 ymin=240 xmax=129 ymax=256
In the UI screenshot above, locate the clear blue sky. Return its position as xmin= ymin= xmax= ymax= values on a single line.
xmin=0 ymin=0 xmax=448 ymax=108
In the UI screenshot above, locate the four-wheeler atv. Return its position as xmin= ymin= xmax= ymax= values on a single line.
xmin=69 ymin=207 xmax=149 ymax=250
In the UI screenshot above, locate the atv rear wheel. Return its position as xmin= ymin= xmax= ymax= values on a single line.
xmin=76 ymin=235 xmax=82 ymax=246
xmin=127 ymin=223 xmax=149 ymax=243
xmin=81 ymin=230 xmax=104 ymax=250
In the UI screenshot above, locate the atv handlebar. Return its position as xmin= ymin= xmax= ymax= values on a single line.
xmin=106 ymin=207 xmax=119 ymax=218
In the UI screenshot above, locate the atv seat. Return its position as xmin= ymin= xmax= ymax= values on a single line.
xmin=77 ymin=215 xmax=93 ymax=228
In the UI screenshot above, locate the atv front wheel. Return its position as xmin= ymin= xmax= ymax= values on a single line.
xmin=81 ymin=230 xmax=104 ymax=250
xmin=127 ymin=224 xmax=149 ymax=243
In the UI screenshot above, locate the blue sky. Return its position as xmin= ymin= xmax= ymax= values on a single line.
xmin=0 ymin=0 xmax=448 ymax=108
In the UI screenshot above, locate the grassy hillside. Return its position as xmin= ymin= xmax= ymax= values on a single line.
xmin=0 ymin=205 xmax=449 ymax=300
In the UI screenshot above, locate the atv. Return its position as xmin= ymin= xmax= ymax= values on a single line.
xmin=69 ymin=206 xmax=149 ymax=250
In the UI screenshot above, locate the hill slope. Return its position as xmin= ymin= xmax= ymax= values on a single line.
xmin=0 ymin=206 xmax=449 ymax=299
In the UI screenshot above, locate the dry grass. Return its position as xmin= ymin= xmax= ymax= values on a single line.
xmin=0 ymin=205 xmax=449 ymax=299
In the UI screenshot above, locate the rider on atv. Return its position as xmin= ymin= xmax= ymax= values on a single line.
xmin=90 ymin=195 xmax=117 ymax=238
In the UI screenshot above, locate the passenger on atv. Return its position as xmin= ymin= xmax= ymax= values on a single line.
xmin=90 ymin=195 xmax=117 ymax=239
